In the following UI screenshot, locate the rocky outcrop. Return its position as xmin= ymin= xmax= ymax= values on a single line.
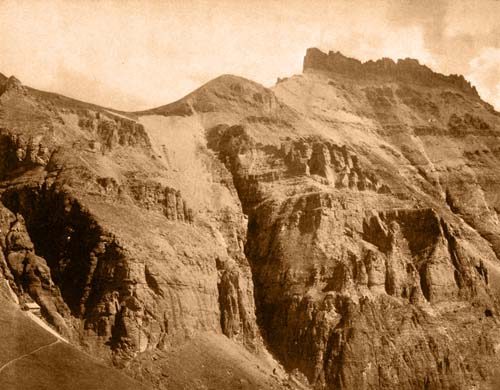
xmin=0 ymin=202 xmax=71 ymax=336
xmin=283 ymin=139 xmax=386 ymax=191
xmin=77 ymin=110 xmax=151 ymax=151
xmin=0 ymin=75 xmax=26 ymax=97
xmin=128 ymin=181 xmax=194 ymax=222
xmin=0 ymin=129 xmax=52 ymax=178
xmin=208 ymin=125 xmax=388 ymax=199
xmin=163 ymin=187 xmax=193 ymax=222
xmin=303 ymin=48 xmax=479 ymax=97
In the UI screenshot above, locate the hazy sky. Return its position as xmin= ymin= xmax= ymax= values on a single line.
xmin=1 ymin=0 xmax=499 ymax=111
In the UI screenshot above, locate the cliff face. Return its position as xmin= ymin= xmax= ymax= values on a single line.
xmin=263 ymin=49 xmax=500 ymax=389
xmin=0 ymin=74 xmax=287 ymax=389
xmin=1 ymin=49 xmax=500 ymax=389
xmin=303 ymin=48 xmax=480 ymax=98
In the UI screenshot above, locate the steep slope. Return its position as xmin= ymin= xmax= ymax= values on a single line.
xmin=2 ymin=48 xmax=500 ymax=390
xmin=0 ymin=69 xmax=301 ymax=388
xmin=0 ymin=279 xmax=148 ymax=390
xmin=235 ymin=49 xmax=500 ymax=389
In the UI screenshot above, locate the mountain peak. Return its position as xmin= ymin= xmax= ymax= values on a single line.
xmin=137 ymin=73 xmax=275 ymax=117
xmin=303 ymin=47 xmax=479 ymax=97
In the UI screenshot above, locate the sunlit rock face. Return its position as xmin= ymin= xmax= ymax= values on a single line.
xmin=2 ymin=48 xmax=500 ymax=389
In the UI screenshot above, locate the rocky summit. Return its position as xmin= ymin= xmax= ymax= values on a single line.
xmin=1 ymin=47 xmax=500 ymax=389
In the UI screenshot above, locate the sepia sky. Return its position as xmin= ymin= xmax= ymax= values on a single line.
xmin=0 ymin=0 xmax=499 ymax=111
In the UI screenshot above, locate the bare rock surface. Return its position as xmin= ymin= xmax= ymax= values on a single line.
xmin=1 ymin=48 xmax=500 ymax=389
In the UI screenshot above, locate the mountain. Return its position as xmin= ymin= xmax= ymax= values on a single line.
xmin=1 ymin=47 xmax=500 ymax=389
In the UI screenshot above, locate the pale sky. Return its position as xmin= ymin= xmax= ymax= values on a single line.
xmin=0 ymin=0 xmax=499 ymax=111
